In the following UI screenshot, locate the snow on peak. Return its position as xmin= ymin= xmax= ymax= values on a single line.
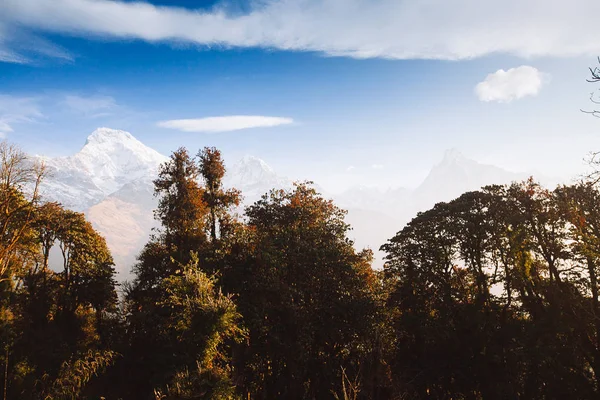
xmin=74 ymin=128 xmax=167 ymax=193
xmin=38 ymin=128 xmax=168 ymax=210
xmin=439 ymin=148 xmax=471 ymax=167
xmin=84 ymin=127 xmax=136 ymax=145
xmin=80 ymin=128 xmax=166 ymax=167
xmin=227 ymin=155 xmax=278 ymax=186
xmin=224 ymin=155 xmax=291 ymax=202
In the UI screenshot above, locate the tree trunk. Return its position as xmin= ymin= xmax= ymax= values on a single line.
xmin=3 ymin=346 xmax=8 ymax=400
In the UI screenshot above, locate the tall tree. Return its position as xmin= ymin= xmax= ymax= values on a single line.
xmin=239 ymin=183 xmax=379 ymax=399
xmin=124 ymin=147 xmax=244 ymax=399
xmin=0 ymin=141 xmax=46 ymax=400
xmin=154 ymin=147 xmax=207 ymax=265
xmin=133 ymin=148 xmax=209 ymax=293
xmin=197 ymin=147 xmax=241 ymax=243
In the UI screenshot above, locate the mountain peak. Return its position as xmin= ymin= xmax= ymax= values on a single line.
xmin=79 ymin=128 xmax=166 ymax=164
xmin=224 ymin=155 xmax=291 ymax=200
xmin=440 ymin=148 xmax=469 ymax=165
xmin=85 ymin=127 xmax=134 ymax=143
xmin=38 ymin=128 xmax=168 ymax=209
xmin=236 ymin=155 xmax=276 ymax=174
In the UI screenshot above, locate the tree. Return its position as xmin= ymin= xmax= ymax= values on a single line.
xmin=124 ymin=148 xmax=244 ymax=399
xmin=239 ymin=183 xmax=379 ymax=399
xmin=382 ymin=180 xmax=600 ymax=399
xmin=197 ymin=147 xmax=241 ymax=243
xmin=152 ymin=255 xmax=245 ymax=400
xmin=153 ymin=147 xmax=208 ymax=267
xmin=132 ymin=148 xmax=209 ymax=295
xmin=0 ymin=141 xmax=45 ymax=400
xmin=582 ymin=57 xmax=600 ymax=119
xmin=583 ymin=57 xmax=600 ymax=182
xmin=0 ymin=141 xmax=45 ymax=287
xmin=0 ymin=141 xmax=118 ymax=399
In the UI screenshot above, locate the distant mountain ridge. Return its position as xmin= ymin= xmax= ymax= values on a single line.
xmin=413 ymin=148 xmax=526 ymax=209
xmin=33 ymin=128 xmax=548 ymax=278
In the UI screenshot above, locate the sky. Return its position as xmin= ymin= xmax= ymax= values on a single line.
xmin=1 ymin=0 xmax=600 ymax=192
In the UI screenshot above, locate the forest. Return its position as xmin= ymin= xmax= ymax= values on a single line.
xmin=2 ymin=137 xmax=600 ymax=399
xmin=0 ymin=66 xmax=598 ymax=400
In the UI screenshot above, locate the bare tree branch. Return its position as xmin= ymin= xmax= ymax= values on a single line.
xmin=587 ymin=57 xmax=600 ymax=83
xmin=583 ymin=58 xmax=600 ymax=184
xmin=583 ymin=58 xmax=600 ymax=119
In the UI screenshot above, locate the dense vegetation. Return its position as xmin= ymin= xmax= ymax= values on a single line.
xmin=0 ymin=59 xmax=599 ymax=400
xmin=3 ymin=137 xmax=600 ymax=399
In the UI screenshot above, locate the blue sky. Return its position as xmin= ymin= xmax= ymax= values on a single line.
xmin=1 ymin=0 xmax=600 ymax=192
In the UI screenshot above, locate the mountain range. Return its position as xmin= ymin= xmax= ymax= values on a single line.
xmin=34 ymin=128 xmax=554 ymax=279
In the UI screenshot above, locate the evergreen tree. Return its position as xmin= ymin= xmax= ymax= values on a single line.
xmin=238 ymin=183 xmax=379 ymax=399
xmin=124 ymin=147 xmax=244 ymax=399
xmin=197 ymin=147 xmax=241 ymax=243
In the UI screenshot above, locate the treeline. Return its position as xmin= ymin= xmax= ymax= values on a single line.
xmin=3 ymin=142 xmax=600 ymax=399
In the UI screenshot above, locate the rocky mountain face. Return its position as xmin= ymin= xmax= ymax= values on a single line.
xmin=35 ymin=128 xmax=539 ymax=279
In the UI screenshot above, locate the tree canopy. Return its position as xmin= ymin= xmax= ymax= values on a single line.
xmin=3 ymin=133 xmax=600 ymax=399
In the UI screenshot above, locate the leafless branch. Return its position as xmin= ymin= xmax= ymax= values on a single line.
xmin=583 ymin=58 xmax=600 ymax=117
xmin=587 ymin=57 xmax=600 ymax=83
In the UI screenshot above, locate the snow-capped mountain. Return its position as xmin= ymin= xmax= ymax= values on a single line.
xmin=224 ymin=155 xmax=292 ymax=203
xmin=34 ymin=128 xmax=548 ymax=278
xmin=35 ymin=128 xmax=295 ymax=278
xmin=37 ymin=128 xmax=167 ymax=210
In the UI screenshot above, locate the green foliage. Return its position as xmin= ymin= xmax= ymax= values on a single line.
xmin=0 ymin=141 xmax=118 ymax=399
xmin=7 ymin=139 xmax=600 ymax=400
xmin=197 ymin=147 xmax=241 ymax=243
xmin=43 ymin=349 xmax=118 ymax=400
xmin=381 ymin=180 xmax=600 ymax=399
xmin=237 ymin=183 xmax=380 ymax=399
xmin=124 ymin=147 xmax=245 ymax=399
xmin=151 ymin=256 xmax=244 ymax=399
xmin=154 ymin=147 xmax=208 ymax=259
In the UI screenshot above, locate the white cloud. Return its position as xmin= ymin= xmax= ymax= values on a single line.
xmin=0 ymin=122 xmax=13 ymax=138
xmin=0 ymin=48 xmax=27 ymax=64
xmin=372 ymin=164 xmax=384 ymax=169
xmin=62 ymin=94 xmax=117 ymax=117
xmin=157 ymin=116 xmax=294 ymax=133
xmin=2 ymin=0 xmax=600 ymax=62
xmin=346 ymin=166 xmax=356 ymax=172
xmin=475 ymin=66 xmax=548 ymax=103
xmin=0 ymin=95 xmax=43 ymax=135
xmin=0 ymin=20 xmax=72 ymax=64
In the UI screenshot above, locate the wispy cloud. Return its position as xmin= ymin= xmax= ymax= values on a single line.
xmin=0 ymin=95 xmax=43 ymax=137
xmin=62 ymin=94 xmax=117 ymax=117
xmin=0 ymin=20 xmax=73 ymax=64
xmin=2 ymin=0 xmax=600 ymax=62
xmin=158 ymin=116 xmax=294 ymax=133
xmin=372 ymin=164 xmax=384 ymax=170
xmin=346 ymin=166 xmax=356 ymax=172
xmin=475 ymin=66 xmax=548 ymax=103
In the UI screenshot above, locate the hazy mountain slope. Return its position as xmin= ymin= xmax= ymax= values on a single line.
xmin=85 ymin=179 xmax=159 ymax=280
xmin=344 ymin=208 xmax=404 ymax=267
xmin=413 ymin=149 xmax=526 ymax=210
